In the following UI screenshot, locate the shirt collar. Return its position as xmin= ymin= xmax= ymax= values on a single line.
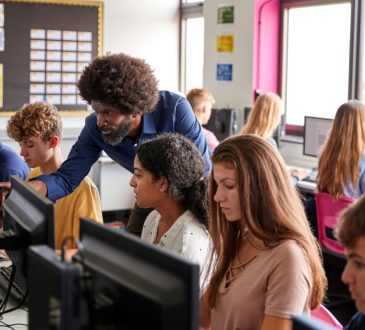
xmin=141 ymin=113 xmax=157 ymax=135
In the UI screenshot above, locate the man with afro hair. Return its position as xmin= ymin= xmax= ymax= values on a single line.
xmin=27 ymin=53 xmax=211 ymax=236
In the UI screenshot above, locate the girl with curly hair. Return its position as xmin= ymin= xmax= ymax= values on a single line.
xmin=200 ymin=134 xmax=327 ymax=330
xmin=130 ymin=133 xmax=210 ymax=287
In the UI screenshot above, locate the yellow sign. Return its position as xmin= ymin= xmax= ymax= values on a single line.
xmin=217 ymin=35 xmax=234 ymax=53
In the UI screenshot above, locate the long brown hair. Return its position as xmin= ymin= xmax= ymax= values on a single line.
xmin=206 ymin=134 xmax=326 ymax=309
xmin=240 ymin=92 xmax=282 ymax=137
xmin=317 ymin=100 xmax=365 ymax=199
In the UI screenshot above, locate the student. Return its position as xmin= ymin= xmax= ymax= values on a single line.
xmin=317 ymin=100 xmax=365 ymax=199
xmin=0 ymin=142 xmax=29 ymax=181
xmin=130 ymin=133 xmax=210 ymax=287
xmin=200 ymin=134 xmax=327 ymax=330
xmin=335 ymin=196 xmax=365 ymax=329
xmin=7 ymin=102 xmax=103 ymax=249
xmin=22 ymin=53 xmax=211 ymax=237
xmin=240 ymin=92 xmax=282 ymax=149
xmin=187 ymin=88 xmax=219 ymax=153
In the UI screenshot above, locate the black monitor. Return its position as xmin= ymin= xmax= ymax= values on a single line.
xmin=204 ymin=108 xmax=237 ymax=141
xmin=292 ymin=314 xmax=332 ymax=329
xmin=303 ymin=116 xmax=332 ymax=157
xmin=1 ymin=175 xmax=54 ymax=287
xmin=75 ymin=218 xmax=200 ymax=330
xmin=28 ymin=245 xmax=83 ymax=330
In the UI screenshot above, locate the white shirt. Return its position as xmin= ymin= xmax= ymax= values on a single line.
xmin=141 ymin=209 xmax=211 ymax=288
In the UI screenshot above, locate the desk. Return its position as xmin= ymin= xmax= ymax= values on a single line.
xmin=0 ymin=257 xmax=28 ymax=329
xmin=297 ymin=180 xmax=317 ymax=194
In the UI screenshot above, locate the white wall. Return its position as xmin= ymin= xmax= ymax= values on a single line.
xmin=203 ymin=0 xmax=254 ymax=130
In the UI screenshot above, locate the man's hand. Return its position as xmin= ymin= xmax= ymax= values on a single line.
xmin=27 ymin=180 xmax=48 ymax=197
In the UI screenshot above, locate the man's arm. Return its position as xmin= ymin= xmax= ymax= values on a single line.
xmin=35 ymin=114 xmax=102 ymax=202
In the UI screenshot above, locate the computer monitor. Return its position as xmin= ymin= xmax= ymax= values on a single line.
xmin=75 ymin=217 xmax=200 ymax=330
xmin=1 ymin=175 xmax=55 ymax=287
xmin=303 ymin=116 xmax=332 ymax=157
xmin=204 ymin=108 xmax=237 ymax=141
xmin=28 ymin=245 xmax=83 ymax=330
xmin=292 ymin=314 xmax=332 ymax=329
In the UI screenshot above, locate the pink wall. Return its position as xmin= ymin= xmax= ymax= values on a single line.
xmin=253 ymin=0 xmax=280 ymax=101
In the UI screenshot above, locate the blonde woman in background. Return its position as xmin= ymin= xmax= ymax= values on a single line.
xmin=317 ymin=100 xmax=365 ymax=199
xmin=240 ymin=92 xmax=282 ymax=149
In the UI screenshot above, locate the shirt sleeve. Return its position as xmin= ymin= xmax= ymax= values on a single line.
xmin=264 ymin=242 xmax=312 ymax=319
xmin=34 ymin=115 xmax=102 ymax=202
xmin=173 ymin=97 xmax=212 ymax=173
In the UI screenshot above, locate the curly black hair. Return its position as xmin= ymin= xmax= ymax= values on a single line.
xmin=78 ymin=53 xmax=159 ymax=115
xmin=136 ymin=133 xmax=208 ymax=227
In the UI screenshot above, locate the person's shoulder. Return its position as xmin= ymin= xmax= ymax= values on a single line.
xmin=270 ymin=239 xmax=307 ymax=262
xmin=345 ymin=312 xmax=365 ymax=330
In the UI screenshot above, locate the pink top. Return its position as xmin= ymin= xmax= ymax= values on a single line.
xmin=211 ymin=240 xmax=312 ymax=330
xmin=203 ymin=127 xmax=219 ymax=154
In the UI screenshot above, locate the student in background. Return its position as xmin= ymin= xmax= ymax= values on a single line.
xmin=0 ymin=142 xmax=29 ymax=225
xmin=187 ymin=88 xmax=219 ymax=154
xmin=336 ymin=196 xmax=365 ymax=329
xmin=200 ymin=134 xmax=327 ymax=330
xmin=7 ymin=102 xmax=103 ymax=249
xmin=317 ymin=100 xmax=365 ymax=199
xmin=130 ymin=133 xmax=210 ymax=288
xmin=0 ymin=143 xmax=29 ymax=182
xmin=240 ymin=92 xmax=282 ymax=149
xmin=21 ymin=53 xmax=210 ymax=237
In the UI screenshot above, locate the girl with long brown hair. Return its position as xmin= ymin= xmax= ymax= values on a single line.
xmin=200 ymin=134 xmax=326 ymax=330
xmin=317 ymin=100 xmax=365 ymax=199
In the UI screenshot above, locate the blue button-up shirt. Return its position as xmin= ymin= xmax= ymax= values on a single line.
xmin=36 ymin=91 xmax=211 ymax=202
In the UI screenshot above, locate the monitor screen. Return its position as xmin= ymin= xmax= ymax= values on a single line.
xmin=75 ymin=218 xmax=200 ymax=330
xmin=204 ymin=108 xmax=237 ymax=141
xmin=1 ymin=175 xmax=55 ymax=285
xmin=28 ymin=245 xmax=83 ymax=330
xmin=303 ymin=116 xmax=332 ymax=157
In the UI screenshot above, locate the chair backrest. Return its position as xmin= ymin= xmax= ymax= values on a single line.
xmin=310 ymin=304 xmax=343 ymax=329
xmin=315 ymin=192 xmax=355 ymax=255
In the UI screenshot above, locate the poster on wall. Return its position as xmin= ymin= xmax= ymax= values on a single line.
xmin=217 ymin=6 xmax=234 ymax=24
xmin=217 ymin=35 xmax=234 ymax=53
xmin=216 ymin=64 xmax=233 ymax=81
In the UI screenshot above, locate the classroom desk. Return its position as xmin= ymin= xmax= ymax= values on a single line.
xmin=0 ymin=255 xmax=28 ymax=329
xmin=297 ymin=180 xmax=317 ymax=195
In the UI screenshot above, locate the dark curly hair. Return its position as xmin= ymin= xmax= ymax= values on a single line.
xmin=136 ymin=133 xmax=208 ymax=227
xmin=78 ymin=53 xmax=159 ymax=115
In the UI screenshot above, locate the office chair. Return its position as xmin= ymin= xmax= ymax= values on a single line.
xmin=315 ymin=192 xmax=355 ymax=255
xmin=314 ymin=193 xmax=356 ymax=321
xmin=310 ymin=304 xmax=343 ymax=329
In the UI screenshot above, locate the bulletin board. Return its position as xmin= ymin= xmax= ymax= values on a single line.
xmin=0 ymin=0 xmax=103 ymax=114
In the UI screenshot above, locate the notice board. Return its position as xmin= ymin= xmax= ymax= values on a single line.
xmin=0 ymin=0 xmax=103 ymax=113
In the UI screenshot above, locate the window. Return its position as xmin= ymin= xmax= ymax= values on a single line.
xmin=180 ymin=1 xmax=204 ymax=94
xmin=281 ymin=1 xmax=351 ymax=130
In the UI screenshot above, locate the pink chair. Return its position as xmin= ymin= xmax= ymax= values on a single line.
xmin=311 ymin=304 xmax=343 ymax=329
xmin=315 ymin=192 xmax=356 ymax=255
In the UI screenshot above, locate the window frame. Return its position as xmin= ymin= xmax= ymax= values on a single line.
xmin=279 ymin=0 xmax=360 ymax=137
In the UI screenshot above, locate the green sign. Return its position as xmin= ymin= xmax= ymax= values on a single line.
xmin=218 ymin=6 xmax=234 ymax=24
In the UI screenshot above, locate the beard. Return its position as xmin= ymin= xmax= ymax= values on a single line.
xmin=100 ymin=120 xmax=132 ymax=146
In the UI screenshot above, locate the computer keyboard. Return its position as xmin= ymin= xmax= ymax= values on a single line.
xmin=0 ymin=265 xmax=26 ymax=304
xmin=302 ymin=170 xmax=318 ymax=183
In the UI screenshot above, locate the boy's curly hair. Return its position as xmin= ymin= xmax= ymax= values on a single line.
xmin=78 ymin=53 xmax=159 ymax=115
xmin=7 ymin=102 xmax=62 ymax=142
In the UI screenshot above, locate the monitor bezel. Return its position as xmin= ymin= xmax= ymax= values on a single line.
xmin=303 ymin=116 xmax=332 ymax=158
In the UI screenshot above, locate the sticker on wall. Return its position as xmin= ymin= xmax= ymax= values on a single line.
xmin=217 ymin=35 xmax=234 ymax=53
xmin=217 ymin=6 xmax=234 ymax=24
xmin=216 ymin=64 xmax=233 ymax=81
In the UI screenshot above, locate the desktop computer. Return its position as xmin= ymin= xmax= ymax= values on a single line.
xmin=203 ymin=108 xmax=237 ymax=141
